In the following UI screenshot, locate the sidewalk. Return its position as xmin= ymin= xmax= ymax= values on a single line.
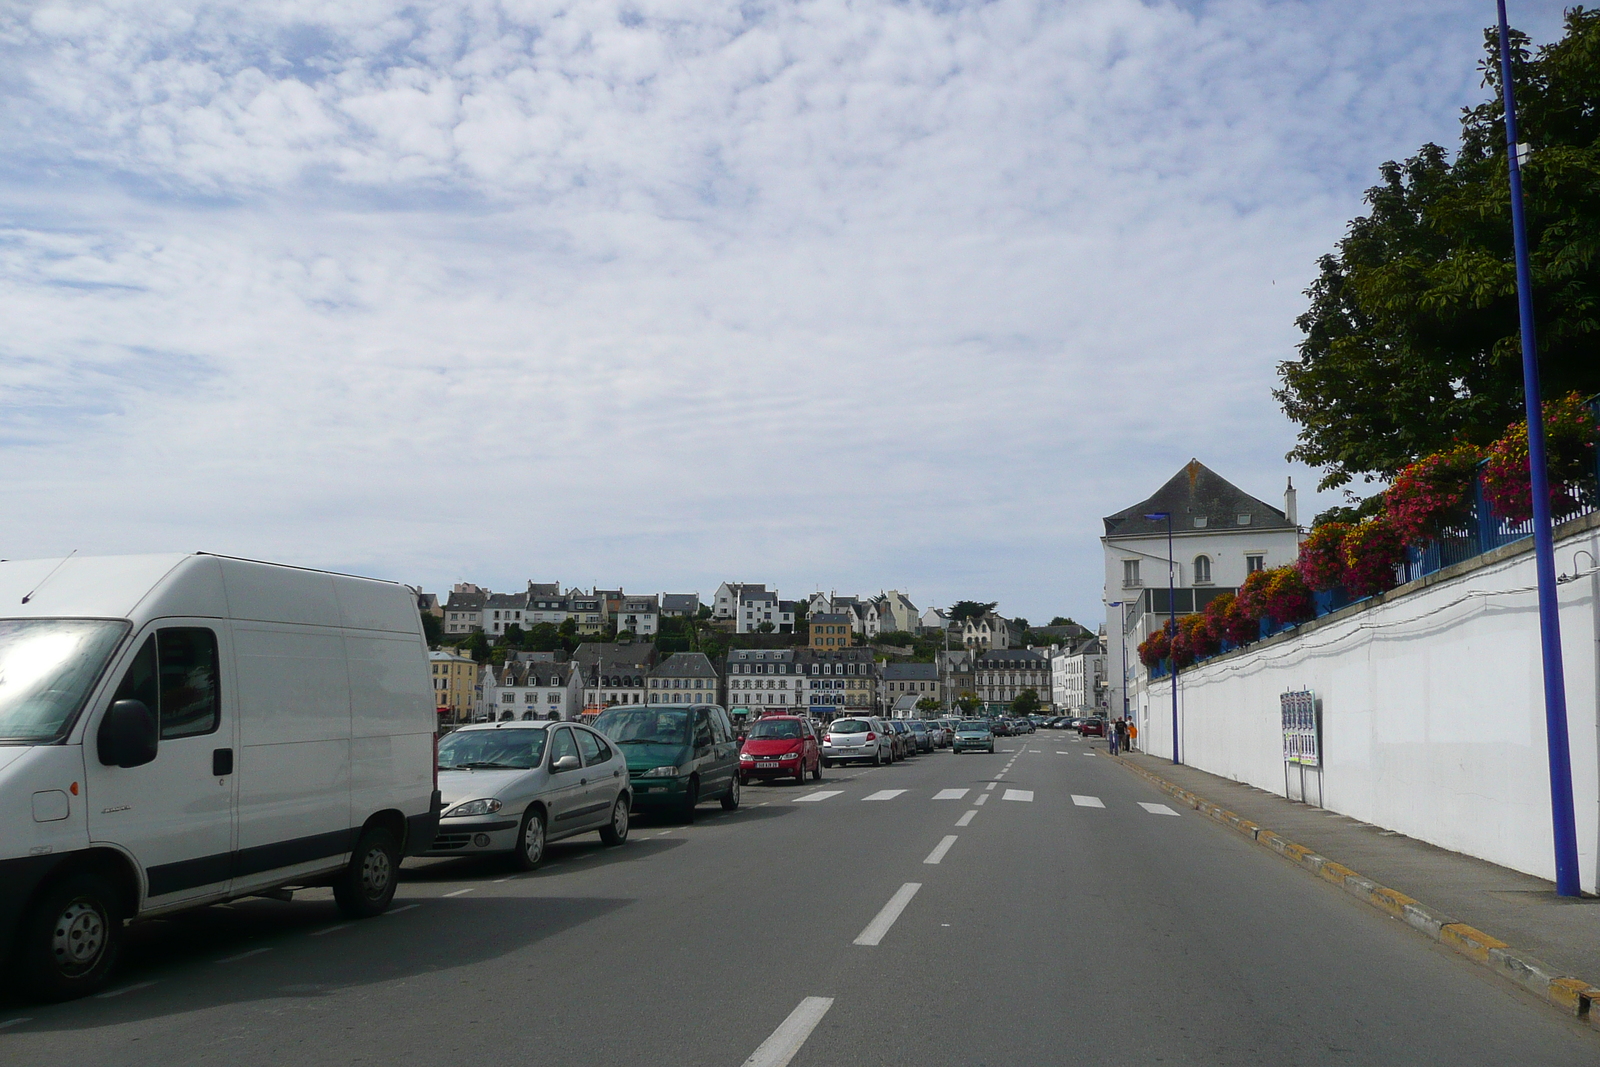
xmin=1112 ymin=744 xmax=1600 ymax=1012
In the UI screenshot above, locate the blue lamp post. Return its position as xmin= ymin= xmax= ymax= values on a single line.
xmin=1495 ymin=1 xmax=1580 ymax=896
xmin=1145 ymin=511 xmax=1178 ymax=764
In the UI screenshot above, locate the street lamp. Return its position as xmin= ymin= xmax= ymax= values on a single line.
xmin=1495 ymin=1 xmax=1580 ymax=896
xmin=1145 ymin=511 xmax=1179 ymax=764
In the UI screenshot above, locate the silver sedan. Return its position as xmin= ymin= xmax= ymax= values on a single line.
xmin=421 ymin=721 xmax=632 ymax=871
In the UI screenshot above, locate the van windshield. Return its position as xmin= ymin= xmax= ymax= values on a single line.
xmin=591 ymin=707 xmax=690 ymax=746
xmin=0 ymin=619 xmax=131 ymax=743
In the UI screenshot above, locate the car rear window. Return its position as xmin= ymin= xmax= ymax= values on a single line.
xmin=829 ymin=720 xmax=870 ymax=733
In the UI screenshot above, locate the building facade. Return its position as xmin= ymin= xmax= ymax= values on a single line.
xmin=480 ymin=653 xmax=579 ymax=721
xmin=798 ymin=648 xmax=880 ymax=718
xmin=429 ymin=648 xmax=478 ymax=722
xmin=810 ymin=613 xmax=853 ymax=648
xmin=880 ymin=662 xmax=941 ymax=715
xmin=647 ymin=652 xmax=722 ymax=706
xmin=1102 ymin=460 xmax=1302 ymax=717
xmin=973 ymin=649 xmax=1050 ymax=711
xmin=573 ymin=642 xmax=656 ymax=710
xmin=1051 ymin=637 xmax=1108 ymax=713
xmin=616 ymin=595 xmax=660 ymax=636
xmin=725 ymin=648 xmax=803 ymax=715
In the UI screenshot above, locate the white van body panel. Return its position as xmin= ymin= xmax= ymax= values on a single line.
xmin=0 ymin=552 xmax=438 ymax=928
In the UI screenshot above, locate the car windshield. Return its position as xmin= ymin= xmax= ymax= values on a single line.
xmin=0 ymin=619 xmax=131 ymax=743
xmin=829 ymin=720 xmax=870 ymax=733
xmin=438 ymin=727 xmax=548 ymax=769
xmin=959 ymin=722 xmax=990 ymax=733
xmin=908 ymin=722 xmax=927 ymax=732
xmin=592 ymin=707 xmax=691 ymax=745
xmin=749 ymin=719 xmax=802 ymax=739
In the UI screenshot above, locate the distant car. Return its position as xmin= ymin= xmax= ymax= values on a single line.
xmin=990 ymin=719 xmax=1010 ymax=737
xmin=904 ymin=719 xmax=935 ymax=753
xmin=887 ymin=720 xmax=915 ymax=759
xmin=1079 ymin=717 xmax=1106 ymax=737
xmin=428 ymin=721 xmax=632 ymax=871
xmin=952 ymin=719 xmax=995 ymax=754
xmin=822 ymin=716 xmax=893 ymax=766
xmin=591 ymin=704 xmax=742 ymax=820
xmin=739 ymin=715 xmax=821 ymax=785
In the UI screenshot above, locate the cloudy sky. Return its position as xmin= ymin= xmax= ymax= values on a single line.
xmin=0 ymin=0 xmax=1570 ymax=626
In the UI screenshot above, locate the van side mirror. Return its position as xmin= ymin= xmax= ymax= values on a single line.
xmin=552 ymin=754 xmax=580 ymax=772
xmin=98 ymin=699 xmax=158 ymax=768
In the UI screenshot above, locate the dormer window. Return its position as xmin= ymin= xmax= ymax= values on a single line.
xmin=1237 ymin=514 xmax=1252 ymax=525
xmin=1192 ymin=516 xmax=1207 ymax=528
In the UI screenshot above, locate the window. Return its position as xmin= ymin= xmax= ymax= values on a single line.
xmin=113 ymin=628 xmax=222 ymax=740
xmin=576 ymin=729 xmax=611 ymax=766
xmin=1246 ymin=554 xmax=1265 ymax=574
xmin=549 ymin=727 xmax=578 ymax=768
xmin=1123 ymin=559 xmax=1141 ymax=587
xmin=1194 ymin=555 xmax=1212 ymax=584
xmin=693 ymin=709 xmax=714 ymax=749
xmin=1237 ymin=514 xmax=1252 ymax=526
xmin=1193 ymin=516 xmax=1207 ymax=528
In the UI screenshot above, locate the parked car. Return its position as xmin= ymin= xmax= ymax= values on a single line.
xmin=0 ymin=553 xmax=442 ymax=1001
xmin=886 ymin=720 xmax=914 ymax=759
xmin=822 ymin=717 xmax=894 ymax=766
xmin=904 ymin=719 xmax=935 ymax=753
xmin=591 ymin=704 xmax=741 ymax=820
xmin=1079 ymin=717 xmax=1107 ymax=737
xmin=738 ymin=714 xmax=821 ymax=785
xmin=952 ymin=719 xmax=996 ymax=753
xmin=990 ymin=719 xmax=1011 ymax=737
xmin=428 ymin=720 xmax=631 ymax=870
xmin=929 ymin=720 xmax=952 ymax=747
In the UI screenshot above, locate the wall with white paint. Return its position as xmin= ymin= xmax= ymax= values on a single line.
xmin=1133 ymin=514 xmax=1600 ymax=893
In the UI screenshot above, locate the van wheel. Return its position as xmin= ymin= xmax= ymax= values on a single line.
xmin=600 ymin=796 xmax=630 ymax=845
xmin=510 ymin=808 xmax=547 ymax=871
xmin=16 ymin=871 xmax=124 ymax=1002
xmin=334 ymin=826 xmax=400 ymax=918
xmin=679 ymin=777 xmax=700 ymax=823
xmin=721 ymin=775 xmax=741 ymax=810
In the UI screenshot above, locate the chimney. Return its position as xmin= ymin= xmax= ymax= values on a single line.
xmin=1285 ymin=477 xmax=1298 ymax=527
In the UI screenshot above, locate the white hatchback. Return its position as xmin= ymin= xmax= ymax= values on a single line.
xmin=821 ymin=716 xmax=894 ymax=767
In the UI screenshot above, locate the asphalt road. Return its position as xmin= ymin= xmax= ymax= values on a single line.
xmin=5 ymin=735 xmax=1599 ymax=1066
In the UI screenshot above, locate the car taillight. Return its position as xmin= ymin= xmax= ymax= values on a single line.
xmin=865 ymin=732 xmax=875 ymax=741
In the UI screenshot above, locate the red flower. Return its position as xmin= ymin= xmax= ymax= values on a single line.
xmin=1204 ymin=591 xmax=1256 ymax=646
xmin=1296 ymin=522 xmax=1350 ymax=592
xmin=1384 ymin=443 xmax=1481 ymax=545
xmin=1482 ymin=392 xmax=1598 ymax=523
xmin=1341 ymin=517 xmax=1405 ymax=598
xmin=1261 ymin=566 xmax=1315 ymax=625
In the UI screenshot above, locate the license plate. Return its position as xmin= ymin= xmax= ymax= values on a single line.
xmin=757 ymin=762 xmax=780 ymax=768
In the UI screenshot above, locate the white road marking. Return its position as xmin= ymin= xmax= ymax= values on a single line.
xmin=1057 ymin=751 xmax=1071 ymax=755
xmin=1139 ymin=802 xmax=1181 ymax=816
xmin=1029 ymin=749 xmax=1041 ymax=753
xmin=984 ymin=781 xmax=998 ymax=791
xmin=1071 ymin=794 xmax=1106 ymax=808
xmin=94 ymin=980 xmax=156 ymax=999
xmin=656 ymin=829 xmax=673 ymax=836
xmin=793 ymin=791 xmax=842 ymax=803
xmin=933 ymin=788 xmax=970 ymax=800
xmin=0 ymin=1017 xmax=33 ymax=1029
xmin=1081 ymin=753 xmax=1096 ymax=757
xmin=956 ymin=810 xmax=977 ymax=826
xmin=1002 ymin=789 xmax=1034 ymax=802
xmin=862 ymin=789 xmax=906 ymax=801
xmin=923 ymin=836 xmax=958 ymax=864
xmin=443 ymin=888 xmax=475 ymax=898
xmin=854 ymin=883 xmax=922 ymax=946
xmin=741 ymin=996 xmax=834 ymax=1067
xmin=217 ymin=947 xmax=271 ymax=964
xmin=385 ymin=904 xmax=420 ymax=915
xmin=310 ymin=923 xmax=353 ymax=937
xmin=974 ymin=793 xmax=989 ymax=806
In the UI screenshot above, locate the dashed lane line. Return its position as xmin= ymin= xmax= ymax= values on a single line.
xmin=853 ymin=883 xmax=922 ymax=946
xmin=0 ymin=1017 xmax=34 ymax=1029
xmin=216 ymin=947 xmax=272 ymax=964
xmin=1002 ymin=789 xmax=1034 ymax=802
xmin=792 ymin=790 xmax=843 ymax=803
xmin=956 ymin=810 xmax=977 ymax=827
xmin=1139 ymin=802 xmax=1182 ymax=816
xmin=310 ymin=923 xmax=353 ymax=937
xmin=385 ymin=904 xmax=420 ymax=916
xmin=985 ymin=782 xmax=998 ymax=791
xmin=741 ymin=996 xmax=834 ymax=1067
xmin=1071 ymin=795 xmax=1106 ymax=808
xmin=974 ymin=794 xmax=989 ymax=806
xmin=924 ymin=835 xmax=959 ymax=865
xmin=444 ymin=888 xmax=475 ymax=898
xmin=94 ymin=981 xmax=156 ymax=1000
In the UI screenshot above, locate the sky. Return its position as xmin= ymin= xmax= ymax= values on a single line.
xmin=0 ymin=0 xmax=1574 ymax=627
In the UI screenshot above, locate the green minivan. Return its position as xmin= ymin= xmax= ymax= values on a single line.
xmin=591 ymin=704 xmax=742 ymax=820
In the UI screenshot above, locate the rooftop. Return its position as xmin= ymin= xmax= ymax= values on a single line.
xmin=1103 ymin=459 xmax=1294 ymax=538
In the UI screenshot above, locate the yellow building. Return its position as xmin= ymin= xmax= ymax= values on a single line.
xmin=810 ymin=613 xmax=852 ymax=649
xmin=430 ymin=649 xmax=479 ymax=724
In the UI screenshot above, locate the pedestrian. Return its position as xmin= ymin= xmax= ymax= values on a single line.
xmin=1108 ymin=718 xmax=1119 ymax=756
xmin=1127 ymin=720 xmax=1137 ymax=752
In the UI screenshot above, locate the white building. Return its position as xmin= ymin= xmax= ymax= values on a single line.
xmin=647 ymin=652 xmax=721 ymax=705
xmin=477 ymin=653 xmax=580 ymax=721
xmin=725 ymin=648 xmax=804 ymax=714
xmin=875 ymin=591 xmax=920 ymax=635
xmin=1102 ymin=460 xmax=1302 ymax=718
xmin=616 ymin=595 xmax=660 ymax=636
xmin=737 ymin=588 xmax=795 ymax=633
xmin=960 ymin=613 xmax=1014 ymax=651
xmin=573 ymin=642 xmax=656 ymax=709
xmin=973 ymin=648 xmax=1049 ymax=710
xmin=443 ymin=584 xmax=487 ymax=635
xmin=1051 ymin=636 xmax=1108 ymax=713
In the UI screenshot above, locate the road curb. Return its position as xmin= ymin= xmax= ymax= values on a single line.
xmin=1108 ymin=753 xmax=1600 ymax=1031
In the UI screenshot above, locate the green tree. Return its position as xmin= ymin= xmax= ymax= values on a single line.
xmin=756 ymin=621 xmax=775 ymax=633
xmin=949 ymin=601 xmax=998 ymax=623
xmin=500 ymin=623 xmax=525 ymax=649
xmin=955 ymin=693 xmax=981 ymax=715
xmin=696 ymin=604 xmax=713 ymax=620
xmin=1049 ymin=616 xmax=1076 ymax=628
xmin=1010 ymin=688 xmax=1042 ymax=717
xmin=466 ymin=630 xmax=490 ymax=664
xmin=558 ymin=618 xmax=578 ymax=639
xmin=419 ymin=611 xmax=442 ymax=647
xmin=916 ymin=697 xmax=942 ymax=714
xmin=524 ymin=622 xmax=565 ymax=652
xmin=1278 ymin=11 xmax=1600 ymax=492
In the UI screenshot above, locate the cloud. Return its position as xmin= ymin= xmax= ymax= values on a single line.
xmin=0 ymin=0 xmax=1573 ymax=622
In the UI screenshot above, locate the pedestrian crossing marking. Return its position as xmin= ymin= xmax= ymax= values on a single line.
xmin=793 ymin=791 xmax=843 ymax=803
xmin=1002 ymin=789 xmax=1034 ymax=802
xmin=862 ymin=789 xmax=907 ymax=801
xmin=1139 ymin=802 xmax=1181 ymax=816
xmin=1071 ymin=795 xmax=1106 ymax=808
xmin=933 ymin=788 xmax=970 ymax=801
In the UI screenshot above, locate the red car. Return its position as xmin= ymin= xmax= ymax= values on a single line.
xmin=738 ymin=715 xmax=821 ymax=785
xmin=1079 ymin=717 xmax=1107 ymax=737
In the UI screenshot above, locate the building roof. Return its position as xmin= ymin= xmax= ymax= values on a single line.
xmin=882 ymin=663 xmax=939 ymax=681
xmin=1103 ymin=459 xmax=1293 ymax=538
xmin=620 ymin=595 xmax=659 ymax=611
xmin=661 ymin=593 xmax=700 ymax=614
xmin=812 ymin=613 xmax=850 ymax=624
xmin=527 ymin=582 xmax=561 ymax=596
xmin=976 ymin=648 xmax=1048 ymax=666
xmin=428 ymin=649 xmax=475 ymax=663
xmin=492 ymin=661 xmax=570 ymax=687
xmin=444 ymin=590 xmax=486 ymax=610
xmin=652 ymin=652 xmax=719 ymax=678
xmin=727 ymin=648 xmax=795 ymax=662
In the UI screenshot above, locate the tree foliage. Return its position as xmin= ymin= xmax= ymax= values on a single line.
xmin=948 ymin=600 xmax=998 ymax=623
xmin=1278 ymin=10 xmax=1600 ymax=491
xmin=1010 ymin=689 xmax=1042 ymax=717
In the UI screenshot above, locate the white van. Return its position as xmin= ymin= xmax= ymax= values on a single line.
xmin=0 ymin=553 xmax=441 ymax=1000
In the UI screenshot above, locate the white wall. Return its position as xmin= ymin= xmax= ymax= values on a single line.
xmin=1134 ymin=516 xmax=1600 ymax=892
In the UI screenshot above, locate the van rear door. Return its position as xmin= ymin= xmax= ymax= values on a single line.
xmin=86 ymin=623 xmax=238 ymax=908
